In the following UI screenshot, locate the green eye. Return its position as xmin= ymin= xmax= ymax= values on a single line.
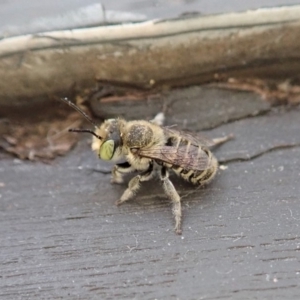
xmin=99 ymin=140 xmax=115 ymax=160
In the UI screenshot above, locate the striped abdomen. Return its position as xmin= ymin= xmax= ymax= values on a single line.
xmin=162 ymin=144 xmax=218 ymax=185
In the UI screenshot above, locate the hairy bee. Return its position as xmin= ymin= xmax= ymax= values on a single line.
xmin=61 ymin=98 xmax=232 ymax=234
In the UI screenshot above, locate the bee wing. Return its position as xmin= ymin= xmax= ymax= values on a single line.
xmin=137 ymin=145 xmax=211 ymax=171
xmin=163 ymin=127 xmax=215 ymax=147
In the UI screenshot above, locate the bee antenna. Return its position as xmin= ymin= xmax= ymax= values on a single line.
xmin=69 ymin=128 xmax=102 ymax=140
xmin=61 ymin=97 xmax=98 ymax=128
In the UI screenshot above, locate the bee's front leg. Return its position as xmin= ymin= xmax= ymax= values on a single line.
xmin=111 ymin=162 xmax=135 ymax=184
xmin=160 ymin=167 xmax=182 ymax=235
xmin=115 ymin=162 xmax=154 ymax=206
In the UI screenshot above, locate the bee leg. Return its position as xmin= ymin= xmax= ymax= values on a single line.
xmin=111 ymin=162 xmax=135 ymax=184
xmin=211 ymin=134 xmax=234 ymax=147
xmin=115 ymin=163 xmax=154 ymax=206
xmin=160 ymin=167 xmax=182 ymax=235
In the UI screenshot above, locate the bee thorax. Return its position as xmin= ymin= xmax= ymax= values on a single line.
xmin=125 ymin=123 xmax=153 ymax=148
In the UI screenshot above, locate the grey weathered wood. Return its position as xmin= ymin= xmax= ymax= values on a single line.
xmin=1 ymin=92 xmax=300 ymax=299
xmin=1 ymin=5 xmax=300 ymax=106
xmin=92 ymin=86 xmax=271 ymax=130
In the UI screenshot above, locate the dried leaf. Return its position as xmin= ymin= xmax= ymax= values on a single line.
xmin=0 ymin=102 xmax=87 ymax=161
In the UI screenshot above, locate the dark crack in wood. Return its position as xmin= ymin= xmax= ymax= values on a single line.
xmin=219 ymin=143 xmax=300 ymax=164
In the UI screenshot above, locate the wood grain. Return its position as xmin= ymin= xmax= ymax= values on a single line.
xmin=1 ymin=100 xmax=300 ymax=299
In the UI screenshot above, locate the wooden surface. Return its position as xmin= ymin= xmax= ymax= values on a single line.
xmin=1 ymin=89 xmax=300 ymax=299
xmin=2 ymin=5 xmax=300 ymax=106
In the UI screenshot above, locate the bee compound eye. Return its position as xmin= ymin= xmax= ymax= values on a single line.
xmin=99 ymin=140 xmax=115 ymax=160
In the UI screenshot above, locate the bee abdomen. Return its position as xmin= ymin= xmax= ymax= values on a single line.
xmin=169 ymin=157 xmax=218 ymax=185
xmin=190 ymin=167 xmax=217 ymax=185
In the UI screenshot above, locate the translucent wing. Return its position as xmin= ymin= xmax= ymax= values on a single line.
xmin=137 ymin=145 xmax=211 ymax=171
xmin=163 ymin=127 xmax=215 ymax=147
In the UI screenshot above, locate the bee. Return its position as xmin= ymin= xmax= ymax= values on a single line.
xmin=61 ymin=98 xmax=232 ymax=234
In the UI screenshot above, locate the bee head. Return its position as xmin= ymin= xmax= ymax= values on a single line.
xmin=61 ymin=98 xmax=123 ymax=161
xmin=92 ymin=119 xmax=123 ymax=161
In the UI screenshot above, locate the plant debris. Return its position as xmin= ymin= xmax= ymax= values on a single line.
xmin=211 ymin=78 xmax=300 ymax=104
xmin=0 ymin=98 xmax=88 ymax=161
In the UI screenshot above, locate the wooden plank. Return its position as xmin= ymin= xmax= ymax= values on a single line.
xmin=1 ymin=94 xmax=300 ymax=299
xmin=1 ymin=6 xmax=300 ymax=105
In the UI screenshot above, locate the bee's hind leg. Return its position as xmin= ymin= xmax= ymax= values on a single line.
xmin=211 ymin=134 xmax=234 ymax=147
xmin=160 ymin=167 xmax=182 ymax=235
xmin=115 ymin=162 xmax=154 ymax=206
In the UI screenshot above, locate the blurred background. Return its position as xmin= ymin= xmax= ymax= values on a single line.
xmin=1 ymin=0 xmax=300 ymax=37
